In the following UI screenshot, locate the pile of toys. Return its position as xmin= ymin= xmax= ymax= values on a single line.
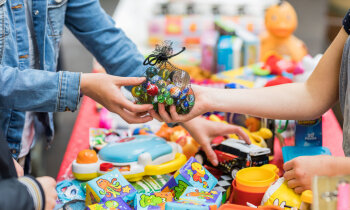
xmin=58 ymin=136 xmax=313 ymax=210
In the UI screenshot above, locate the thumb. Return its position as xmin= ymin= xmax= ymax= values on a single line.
xmin=114 ymin=76 xmax=146 ymax=86
xmin=202 ymin=142 xmax=218 ymax=166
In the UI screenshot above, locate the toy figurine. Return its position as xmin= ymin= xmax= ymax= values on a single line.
xmin=260 ymin=1 xmax=308 ymax=62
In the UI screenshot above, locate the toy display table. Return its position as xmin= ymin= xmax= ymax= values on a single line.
xmin=57 ymin=93 xmax=344 ymax=181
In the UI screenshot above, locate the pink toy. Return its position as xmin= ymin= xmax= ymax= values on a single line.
xmin=337 ymin=182 xmax=350 ymax=210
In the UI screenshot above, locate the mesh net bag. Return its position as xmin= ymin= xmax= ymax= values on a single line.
xmin=131 ymin=41 xmax=195 ymax=114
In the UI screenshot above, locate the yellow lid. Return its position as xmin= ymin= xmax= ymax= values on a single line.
xmin=301 ymin=190 xmax=313 ymax=204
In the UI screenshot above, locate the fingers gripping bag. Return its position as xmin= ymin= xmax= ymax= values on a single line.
xmin=131 ymin=41 xmax=195 ymax=115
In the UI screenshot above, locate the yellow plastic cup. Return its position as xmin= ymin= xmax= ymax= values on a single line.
xmin=235 ymin=164 xmax=279 ymax=193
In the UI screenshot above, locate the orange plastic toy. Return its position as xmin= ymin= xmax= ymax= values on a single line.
xmin=156 ymin=123 xmax=200 ymax=159
xmin=260 ymin=1 xmax=307 ymax=62
xmin=76 ymin=149 xmax=98 ymax=164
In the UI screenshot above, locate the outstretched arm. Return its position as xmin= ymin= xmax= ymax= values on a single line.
xmin=152 ymin=27 xmax=349 ymax=122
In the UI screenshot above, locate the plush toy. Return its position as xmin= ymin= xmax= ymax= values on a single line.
xmin=260 ymin=1 xmax=307 ymax=62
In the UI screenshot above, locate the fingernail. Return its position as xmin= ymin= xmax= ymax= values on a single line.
xmin=213 ymin=159 xmax=218 ymax=166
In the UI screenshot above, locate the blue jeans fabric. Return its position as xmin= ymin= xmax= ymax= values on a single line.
xmin=0 ymin=0 xmax=146 ymax=158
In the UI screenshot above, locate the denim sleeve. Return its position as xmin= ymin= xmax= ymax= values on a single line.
xmin=0 ymin=66 xmax=81 ymax=112
xmin=64 ymin=0 xmax=147 ymax=83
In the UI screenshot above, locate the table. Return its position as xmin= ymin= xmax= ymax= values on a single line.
xmin=57 ymin=96 xmax=344 ymax=181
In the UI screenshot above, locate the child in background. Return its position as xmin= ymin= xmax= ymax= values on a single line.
xmin=150 ymin=10 xmax=350 ymax=194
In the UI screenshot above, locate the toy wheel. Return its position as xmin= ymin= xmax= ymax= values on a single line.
xmin=230 ymin=167 xmax=240 ymax=179
xmin=194 ymin=151 xmax=207 ymax=165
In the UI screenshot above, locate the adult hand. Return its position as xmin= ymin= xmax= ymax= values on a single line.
xmin=283 ymin=155 xmax=334 ymax=194
xmin=182 ymin=117 xmax=250 ymax=166
xmin=36 ymin=176 xmax=57 ymax=210
xmin=149 ymin=85 xmax=211 ymax=123
xmin=13 ymin=158 xmax=23 ymax=177
xmin=81 ymin=73 xmax=153 ymax=124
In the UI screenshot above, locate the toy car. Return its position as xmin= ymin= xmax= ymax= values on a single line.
xmin=194 ymin=139 xmax=270 ymax=178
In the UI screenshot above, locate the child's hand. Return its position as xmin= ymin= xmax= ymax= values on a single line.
xmin=13 ymin=158 xmax=23 ymax=177
xmin=36 ymin=176 xmax=57 ymax=210
xmin=182 ymin=117 xmax=250 ymax=166
xmin=283 ymin=155 xmax=334 ymax=194
xmin=149 ymin=85 xmax=210 ymax=123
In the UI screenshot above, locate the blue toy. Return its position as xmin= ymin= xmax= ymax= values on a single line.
xmin=56 ymin=180 xmax=86 ymax=203
xmin=98 ymin=135 xmax=186 ymax=182
xmin=161 ymin=157 xmax=218 ymax=199
xmin=85 ymin=169 xmax=137 ymax=206
xmin=86 ymin=196 xmax=131 ymax=210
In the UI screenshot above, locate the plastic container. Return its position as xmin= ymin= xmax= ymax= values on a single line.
xmin=230 ymin=180 xmax=265 ymax=206
xmin=235 ymin=165 xmax=278 ymax=192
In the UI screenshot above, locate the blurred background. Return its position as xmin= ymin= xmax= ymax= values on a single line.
xmin=33 ymin=0 xmax=350 ymax=177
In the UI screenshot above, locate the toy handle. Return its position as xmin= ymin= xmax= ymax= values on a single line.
xmin=144 ymin=153 xmax=187 ymax=175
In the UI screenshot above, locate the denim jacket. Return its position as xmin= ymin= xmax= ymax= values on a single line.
xmin=0 ymin=0 xmax=146 ymax=158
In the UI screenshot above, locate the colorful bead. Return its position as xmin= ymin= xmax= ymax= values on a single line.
xmin=157 ymin=94 xmax=165 ymax=103
xmin=131 ymin=86 xmax=142 ymax=97
xmin=181 ymin=101 xmax=189 ymax=109
xmin=166 ymin=97 xmax=174 ymax=105
xmin=156 ymin=80 xmax=167 ymax=88
xmin=166 ymin=84 xmax=175 ymax=91
xmin=158 ymin=69 xmax=170 ymax=80
xmin=179 ymin=87 xmax=189 ymax=100
xmin=142 ymin=81 xmax=150 ymax=91
xmin=170 ymin=87 xmax=181 ymax=98
xmin=160 ymin=87 xmax=167 ymax=94
xmin=150 ymin=75 xmax=162 ymax=84
xmin=147 ymin=84 xmax=158 ymax=96
xmin=146 ymin=67 xmax=158 ymax=78
xmin=186 ymin=94 xmax=195 ymax=103
xmin=163 ymin=90 xmax=170 ymax=98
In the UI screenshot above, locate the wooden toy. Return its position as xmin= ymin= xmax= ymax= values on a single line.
xmin=85 ymin=169 xmax=137 ymax=206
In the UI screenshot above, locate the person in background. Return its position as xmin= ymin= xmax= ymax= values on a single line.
xmin=150 ymin=11 xmax=350 ymax=194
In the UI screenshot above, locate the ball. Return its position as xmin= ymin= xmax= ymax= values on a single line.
xmin=170 ymin=87 xmax=181 ymax=98
xmin=131 ymin=86 xmax=142 ymax=97
xmin=146 ymin=67 xmax=158 ymax=78
xmin=147 ymin=83 xmax=158 ymax=96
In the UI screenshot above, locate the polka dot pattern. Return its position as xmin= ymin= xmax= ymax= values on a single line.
xmin=343 ymin=9 xmax=350 ymax=35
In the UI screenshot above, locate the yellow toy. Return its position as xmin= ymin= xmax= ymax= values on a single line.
xmin=208 ymin=114 xmax=272 ymax=148
xmin=260 ymin=1 xmax=308 ymax=62
xmin=261 ymin=177 xmax=302 ymax=209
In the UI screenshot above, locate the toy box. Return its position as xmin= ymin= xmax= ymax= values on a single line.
xmin=161 ymin=157 xmax=218 ymax=199
xmin=85 ymin=169 xmax=137 ymax=206
xmin=165 ymin=200 xmax=217 ymax=210
xmin=86 ymin=196 xmax=131 ymax=210
xmin=135 ymin=192 xmax=174 ymax=210
xmin=295 ymin=118 xmax=322 ymax=147
xmin=179 ymin=187 xmax=222 ymax=208
xmin=131 ymin=175 xmax=171 ymax=194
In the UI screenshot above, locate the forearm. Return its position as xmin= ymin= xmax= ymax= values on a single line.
xmin=65 ymin=0 xmax=146 ymax=81
xmin=329 ymin=156 xmax=350 ymax=176
xmin=0 ymin=177 xmax=44 ymax=210
xmin=205 ymin=83 xmax=323 ymax=120
xmin=0 ymin=66 xmax=81 ymax=112
xmin=204 ymin=28 xmax=349 ymax=120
